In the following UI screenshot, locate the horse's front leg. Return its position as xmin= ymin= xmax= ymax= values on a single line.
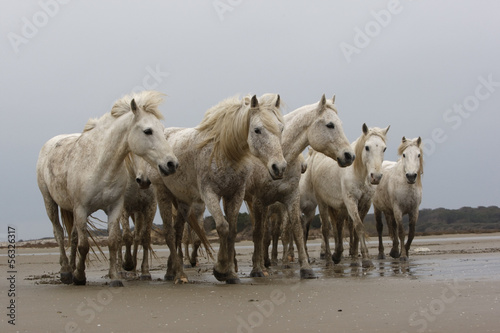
xmin=375 ymin=208 xmax=385 ymax=259
xmin=318 ymin=201 xmax=333 ymax=266
xmin=345 ymin=201 xmax=373 ymax=268
xmin=120 ymin=211 xmax=134 ymax=272
xmin=204 ymin=191 xmax=239 ymax=283
xmin=250 ymin=198 xmax=267 ymax=277
xmin=107 ymin=203 xmax=125 ymax=287
xmin=155 ymin=186 xmax=187 ymax=284
xmin=404 ymin=210 xmax=418 ymax=260
xmin=73 ymin=207 xmax=89 ymax=285
xmin=221 ymin=194 xmax=245 ymax=284
xmin=289 ymin=197 xmax=315 ymax=279
xmin=138 ymin=208 xmax=154 ymax=280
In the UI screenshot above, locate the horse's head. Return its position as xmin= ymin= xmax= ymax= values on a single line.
xmin=248 ymin=94 xmax=287 ymax=180
xmin=125 ymin=93 xmax=179 ymax=177
xmin=356 ymin=123 xmax=390 ymax=185
xmin=125 ymin=154 xmax=152 ymax=189
xmin=307 ymin=95 xmax=355 ymax=168
xmin=399 ymin=136 xmax=423 ymax=185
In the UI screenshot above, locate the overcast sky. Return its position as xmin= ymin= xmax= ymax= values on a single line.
xmin=1 ymin=1 xmax=499 ymax=241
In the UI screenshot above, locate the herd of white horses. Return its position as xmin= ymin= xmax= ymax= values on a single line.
xmin=36 ymin=90 xmax=423 ymax=286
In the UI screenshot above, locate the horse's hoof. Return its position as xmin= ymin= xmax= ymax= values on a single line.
xmin=122 ymin=262 xmax=135 ymax=272
xmin=250 ymin=270 xmax=265 ymax=278
xmin=213 ymin=268 xmax=229 ymax=282
xmin=399 ymin=256 xmax=408 ymax=262
xmin=264 ymin=258 xmax=271 ymax=268
xmin=270 ymin=260 xmax=278 ymax=267
xmin=73 ymin=276 xmax=86 ymax=286
xmin=140 ymin=274 xmax=152 ymax=281
xmin=378 ymin=253 xmax=386 ymax=260
xmin=109 ymin=280 xmax=124 ymax=287
xmin=226 ymin=278 xmax=241 ymax=284
xmin=319 ymin=253 xmax=325 ymax=260
xmin=390 ymin=249 xmax=400 ymax=259
xmin=350 ymin=261 xmax=360 ymax=267
xmin=174 ymin=277 xmax=189 ymax=284
xmin=190 ymin=261 xmax=198 ymax=268
xmin=60 ymin=272 xmax=73 ymax=285
xmin=164 ymin=274 xmax=175 ymax=281
xmin=362 ymin=259 xmax=374 ymax=268
xmin=332 ymin=253 xmax=342 ymax=265
xmin=300 ymin=268 xmax=317 ymax=279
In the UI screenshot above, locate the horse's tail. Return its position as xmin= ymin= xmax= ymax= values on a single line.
xmin=60 ymin=209 xmax=74 ymax=246
xmin=186 ymin=212 xmax=214 ymax=260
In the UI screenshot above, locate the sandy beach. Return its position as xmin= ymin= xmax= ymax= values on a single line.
xmin=1 ymin=233 xmax=499 ymax=333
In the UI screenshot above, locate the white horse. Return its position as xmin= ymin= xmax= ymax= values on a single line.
xmin=309 ymin=123 xmax=389 ymax=268
xmin=36 ymin=91 xmax=178 ymax=286
xmin=149 ymin=94 xmax=286 ymax=284
xmin=244 ymin=94 xmax=354 ymax=278
xmin=118 ymin=154 xmax=157 ymax=280
xmin=373 ymin=136 xmax=423 ymax=261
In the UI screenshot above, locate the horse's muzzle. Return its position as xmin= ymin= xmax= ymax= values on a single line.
xmin=159 ymin=161 xmax=179 ymax=176
xmin=337 ymin=152 xmax=355 ymax=168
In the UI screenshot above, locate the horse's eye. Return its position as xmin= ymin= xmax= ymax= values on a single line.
xmin=418 ymin=154 xmax=421 ymax=158
xmin=365 ymin=146 xmax=369 ymax=152
xmin=326 ymin=122 xmax=335 ymax=129
xmin=403 ymin=153 xmax=406 ymax=158
xmin=383 ymin=147 xmax=387 ymax=152
xmin=144 ymin=128 xmax=153 ymax=135
xmin=254 ymin=128 xmax=261 ymax=134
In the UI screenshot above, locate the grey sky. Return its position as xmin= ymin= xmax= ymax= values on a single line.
xmin=1 ymin=1 xmax=499 ymax=241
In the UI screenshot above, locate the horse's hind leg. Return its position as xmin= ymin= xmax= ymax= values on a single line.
xmin=72 ymin=208 xmax=89 ymax=285
xmin=375 ymin=208 xmax=385 ymax=259
xmin=45 ymin=201 xmax=72 ymax=284
xmin=120 ymin=212 xmax=135 ymax=272
xmin=318 ymin=202 xmax=333 ymax=266
xmin=138 ymin=209 xmax=154 ymax=280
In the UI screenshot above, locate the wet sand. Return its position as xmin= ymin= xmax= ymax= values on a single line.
xmin=1 ymin=233 xmax=499 ymax=333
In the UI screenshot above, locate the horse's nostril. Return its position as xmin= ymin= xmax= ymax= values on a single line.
xmin=136 ymin=178 xmax=141 ymax=184
xmin=167 ymin=161 xmax=177 ymax=170
xmin=345 ymin=152 xmax=353 ymax=161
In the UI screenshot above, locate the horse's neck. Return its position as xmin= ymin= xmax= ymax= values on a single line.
xmin=81 ymin=115 xmax=131 ymax=176
xmin=282 ymin=108 xmax=313 ymax=162
xmin=351 ymin=138 xmax=368 ymax=181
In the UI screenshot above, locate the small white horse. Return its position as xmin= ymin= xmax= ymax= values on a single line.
xmin=244 ymin=94 xmax=354 ymax=278
xmin=373 ymin=136 xmax=424 ymax=261
xmin=309 ymin=123 xmax=389 ymax=268
xmin=119 ymin=154 xmax=157 ymax=280
xmin=149 ymin=94 xmax=286 ymax=284
xmin=37 ymin=91 xmax=178 ymax=286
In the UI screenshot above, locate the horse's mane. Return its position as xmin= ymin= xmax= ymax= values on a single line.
xmin=196 ymin=95 xmax=284 ymax=166
xmin=111 ymin=90 xmax=165 ymax=120
xmin=398 ymin=137 xmax=424 ymax=186
xmin=353 ymin=126 xmax=388 ymax=177
xmin=83 ymin=118 xmax=98 ymax=133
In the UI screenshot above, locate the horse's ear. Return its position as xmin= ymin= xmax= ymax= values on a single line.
xmin=384 ymin=125 xmax=390 ymax=135
xmin=131 ymin=99 xmax=138 ymax=115
xmin=332 ymin=95 xmax=336 ymax=104
xmin=362 ymin=123 xmax=369 ymax=134
xmin=250 ymin=95 xmax=259 ymax=108
xmin=402 ymin=136 xmax=407 ymax=143
xmin=275 ymin=94 xmax=281 ymax=108
xmin=317 ymin=94 xmax=326 ymax=113
xmin=417 ymin=137 xmax=422 ymax=146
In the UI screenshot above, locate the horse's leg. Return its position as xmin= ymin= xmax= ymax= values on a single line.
xmin=270 ymin=213 xmax=280 ymax=266
xmin=375 ymin=208 xmax=385 ymax=259
xmin=45 ymin=200 xmax=73 ymax=284
xmin=318 ymin=201 xmax=333 ymax=266
xmin=404 ymin=210 xmax=419 ymax=259
xmin=250 ymin=199 xmax=266 ymax=277
xmin=223 ymin=194 xmax=244 ymax=284
xmin=394 ymin=208 xmax=406 ymax=262
xmin=69 ymin=225 xmax=77 ymax=272
xmin=107 ymin=204 xmax=125 ymax=287
xmin=190 ymin=204 xmax=205 ymax=268
xmin=155 ymin=186 xmax=187 ymax=284
xmin=262 ymin=212 xmax=272 ymax=268
xmin=181 ymin=224 xmax=190 ymax=267
xmin=386 ymin=212 xmax=399 ymax=258
xmin=204 ymin=191 xmax=237 ymax=283
xmin=120 ymin=211 xmax=134 ymax=272
xmin=72 ymin=208 xmax=89 ymax=285
xmin=174 ymin=207 xmax=186 ymax=268
xmin=289 ymin=197 xmax=315 ymax=279
xmin=345 ymin=201 xmax=373 ymax=268
xmin=138 ymin=206 xmax=153 ymax=280
xmin=331 ymin=210 xmax=344 ymax=265
xmin=280 ymin=210 xmax=291 ymax=268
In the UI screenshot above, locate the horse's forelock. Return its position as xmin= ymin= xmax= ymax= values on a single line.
xmin=111 ymin=91 xmax=165 ymax=120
